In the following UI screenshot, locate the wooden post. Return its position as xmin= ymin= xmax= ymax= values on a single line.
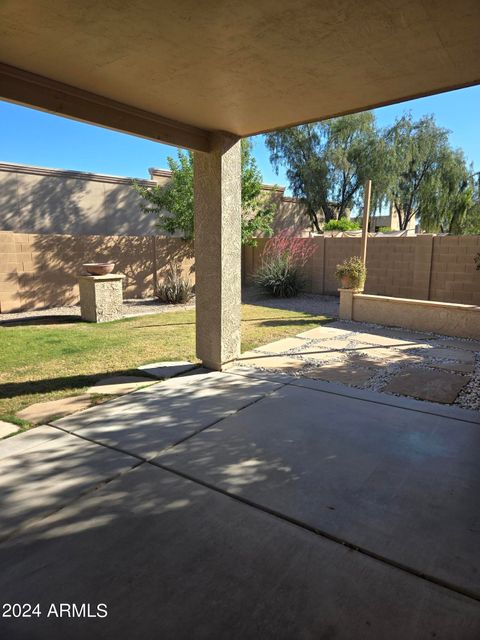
xmin=360 ymin=179 xmax=372 ymax=266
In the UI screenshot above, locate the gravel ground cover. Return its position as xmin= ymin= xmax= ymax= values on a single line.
xmin=238 ymin=319 xmax=479 ymax=411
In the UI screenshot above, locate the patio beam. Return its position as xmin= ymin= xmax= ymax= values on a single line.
xmin=0 ymin=63 xmax=211 ymax=152
xmin=194 ymin=132 xmax=242 ymax=370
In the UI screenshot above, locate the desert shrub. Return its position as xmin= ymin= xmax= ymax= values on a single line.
xmin=324 ymin=218 xmax=361 ymax=231
xmin=255 ymin=231 xmax=316 ymax=297
xmin=156 ymin=262 xmax=193 ymax=304
xmin=335 ymin=256 xmax=366 ymax=290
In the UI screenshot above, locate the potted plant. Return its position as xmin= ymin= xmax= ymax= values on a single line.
xmin=335 ymin=256 xmax=366 ymax=291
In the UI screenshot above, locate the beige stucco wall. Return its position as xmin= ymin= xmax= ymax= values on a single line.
xmin=0 ymin=162 xmax=312 ymax=238
xmin=0 ymin=163 xmax=157 ymax=236
xmin=351 ymin=294 xmax=480 ymax=340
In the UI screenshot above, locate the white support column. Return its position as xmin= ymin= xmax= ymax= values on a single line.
xmin=194 ymin=132 xmax=242 ymax=370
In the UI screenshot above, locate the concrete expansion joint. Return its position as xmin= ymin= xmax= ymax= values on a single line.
xmin=147 ymin=457 xmax=480 ymax=605
xmin=0 ymin=449 xmax=145 ymax=547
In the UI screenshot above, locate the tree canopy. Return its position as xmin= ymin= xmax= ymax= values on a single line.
xmin=134 ymin=139 xmax=275 ymax=245
xmin=266 ymin=111 xmax=479 ymax=234
xmin=265 ymin=112 xmax=389 ymax=231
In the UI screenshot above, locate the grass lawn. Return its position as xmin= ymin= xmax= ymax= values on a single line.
xmin=0 ymin=304 xmax=330 ymax=427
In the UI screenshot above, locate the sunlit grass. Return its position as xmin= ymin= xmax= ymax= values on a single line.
xmin=0 ymin=304 xmax=330 ymax=425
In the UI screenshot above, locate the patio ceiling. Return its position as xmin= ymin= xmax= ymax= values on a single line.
xmin=1 ymin=0 xmax=479 ymax=150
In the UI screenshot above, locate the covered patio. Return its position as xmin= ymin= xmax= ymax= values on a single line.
xmin=1 ymin=1 xmax=480 ymax=637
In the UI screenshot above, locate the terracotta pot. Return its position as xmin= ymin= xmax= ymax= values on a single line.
xmin=82 ymin=262 xmax=115 ymax=276
xmin=340 ymin=275 xmax=351 ymax=289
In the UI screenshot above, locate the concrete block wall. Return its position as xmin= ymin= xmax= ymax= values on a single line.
xmin=243 ymin=234 xmax=480 ymax=306
xmin=0 ymin=231 xmax=194 ymax=313
xmin=430 ymin=235 xmax=480 ymax=306
xmin=1 ymin=231 xmax=479 ymax=312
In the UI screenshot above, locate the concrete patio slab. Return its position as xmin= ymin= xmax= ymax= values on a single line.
xmin=52 ymin=371 xmax=280 ymax=460
xmin=1 ymin=463 xmax=478 ymax=639
xmin=88 ymin=376 xmax=156 ymax=395
xmin=291 ymin=376 xmax=480 ymax=424
xmin=155 ymin=383 xmax=480 ymax=597
xmin=0 ymin=425 xmax=61 ymax=461
xmin=17 ymin=394 xmax=94 ymax=424
xmin=0 ymin=420 xmax=20 ymax=438
xmin=137 ymin=360 xmax=196 ymax=378
xmin=0 ymin=432 xmax=137 ymax=540
xmin=384 ymin=367 xmax=470 ymax=403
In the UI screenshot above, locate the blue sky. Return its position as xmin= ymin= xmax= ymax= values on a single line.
xmin=0 ymin=84 xmax=479 ymax=193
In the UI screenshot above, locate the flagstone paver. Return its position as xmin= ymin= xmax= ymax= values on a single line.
xmin=88 ymin=376 xmax=156 ymax=395
xmin=429 ymin=338 xmax=480 ymax=352
xmin=355 ymin=347 xmax=420 ymax=364
xmin=16 ymin=394 xmax=94 ymax=424
xmin=137 ymin=360 xmax=196 ymax=378
xmin=302 ymin=362 xmax=379 ymax=385
xmin=353 ymin=333 xmax=422 ymax=348
xmin=426 ymin=360 xmax=475 ymax=374
xmin=296 ymin=326 xmax=351 ymax=340
xmin=384 ymin=367 xmax=470 ymax=404
xmin=423 ymin=348 xmax=475 ymax=365
xmin=236 ymin=320 xmax=479 ymax=407
xmin=0 ymin=421 xmax=20 ymax=439
xmin=255 ymin=336 xmax=307 ymax=354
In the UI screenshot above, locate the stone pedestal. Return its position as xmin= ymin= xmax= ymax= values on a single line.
xmin=77 ymin=274 xmax=125 ymax=323
xmin=338 ymin=288 xmax=357 ymax=321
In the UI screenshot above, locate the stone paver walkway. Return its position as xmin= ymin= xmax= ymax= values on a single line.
xmin=237 ymin=321 xmax=480 ymax=409
xmin=0 ymin=368 xmax=479 ymax=638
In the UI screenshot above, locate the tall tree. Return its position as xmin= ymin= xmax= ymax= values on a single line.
xmin=134 ymin=139 xmax=275 ymax=245
xmin=420 ymin=151 xmax=474 ymax=234
xmin=385 ymin=113 xmax=463 ymax=231
xmin=265 ymin=112 xmax=388 ymax=231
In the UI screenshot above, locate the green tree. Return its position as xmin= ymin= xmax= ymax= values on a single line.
xmin=265 ymin=112 xmax=389 ymax=231
xmin=384 ymin=113 xmax=474 ymax=232
xmin=419 ymin=151 xmax=474 ymax=234
xmin=134 ymin=139 xmax=274 ymax=245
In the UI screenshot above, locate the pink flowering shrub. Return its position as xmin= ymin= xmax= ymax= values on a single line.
xmin=255 ymin=231 xmax=316 ymax=297
xmin=261 ymin=231 xmax=316 ymax=268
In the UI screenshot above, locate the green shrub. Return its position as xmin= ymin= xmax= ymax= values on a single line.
xmin=254 ymin=231 xmax=315 ymax=298
xmin=324 ymin=219 xmax=361 ymax=232
xmin=378 ymin=226 xmax=393 ymax=233
xmin=335 ymin=256 xmax=366 ymax=290
xmin=156 ymin=262 xmax=193 ymax=304
xmin=255 ymin=256 xmax=305 ymax=298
